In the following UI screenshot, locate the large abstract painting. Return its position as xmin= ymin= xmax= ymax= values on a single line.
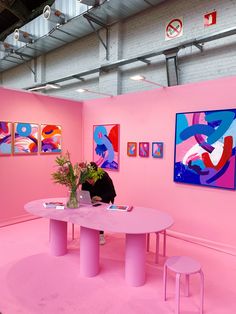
xmin=40 ymin=124 xmax=62 ymax=153
xmin=174 ymin=109 xmax=236 ymax=190
xmin=0 ymin=121 xmax=12 ymax=155
xmin=14 ymin=122 xmax=39 ymax=154
xmin=93 ymin=124 xmax=119 ymax=170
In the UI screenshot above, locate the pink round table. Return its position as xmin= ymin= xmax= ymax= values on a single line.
xmin=24 ymin=198 xmax=173 ymax=287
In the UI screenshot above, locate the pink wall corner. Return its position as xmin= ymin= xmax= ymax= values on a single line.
xmin=0 ymin=87 xmax=83 ymax=226
xmin=82 ymin=76 xmax=236 ymax=251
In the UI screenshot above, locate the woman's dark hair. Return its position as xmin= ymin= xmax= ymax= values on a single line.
xmin=90 ymin=161 xmax=98 ymax=171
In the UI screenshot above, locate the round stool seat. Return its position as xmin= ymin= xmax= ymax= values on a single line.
xmin=165 ymin=256 xmax=201 ymax=275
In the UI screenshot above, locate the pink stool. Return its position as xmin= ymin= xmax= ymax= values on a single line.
xmin=163 ymin=256 xmax=204 ymax=314
xmin=147 ymin=230 xmax=166 ymax=263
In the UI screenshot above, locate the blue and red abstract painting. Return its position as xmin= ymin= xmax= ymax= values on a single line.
xmin=174 ymin=109 xmax=236 ymax=190
xmin=93 ymin=124 xmax=119 ymax=170
xmin=40 ymin=124 xmax=62 ymax=153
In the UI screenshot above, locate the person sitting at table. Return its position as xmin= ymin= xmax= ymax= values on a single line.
xmin=82 ymin=162 xmax=116 ymax=245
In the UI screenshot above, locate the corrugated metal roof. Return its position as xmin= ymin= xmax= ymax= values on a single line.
xmin=0 ymin=0 xmax=166 ymax=73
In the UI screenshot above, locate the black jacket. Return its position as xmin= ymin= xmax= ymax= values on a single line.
xmin=82 ymin=171 xmax=116 ymax=204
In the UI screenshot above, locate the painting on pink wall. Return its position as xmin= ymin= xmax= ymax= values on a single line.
xmin=139 ymin=142 xmax=149 ymax=157
xmin=174 ymin=109 xmax=236 ymax=190
xmin=0 ymin=121 xmax=12 ymax=155
xmin=127 ymin=142 xmax=137 ymax=157
xmin=40 ymin=124 xmax=62 ymax=153
xmin=152 ymin=142 xmax=163 ymax=158
xmin=13 ymin=122 xmax=39 ymax=154
xmin=93 ymin=124 xmax=119 ymax=170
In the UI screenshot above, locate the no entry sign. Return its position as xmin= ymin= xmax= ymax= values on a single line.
xmin=165 ymin=17 xmax=183 ymax=40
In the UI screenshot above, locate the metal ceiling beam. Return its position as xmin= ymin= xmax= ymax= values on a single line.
xmin=83 ymin=13 xmax=109 ymax=60
xmin=24 ymin=26 xmax=236 ymax=91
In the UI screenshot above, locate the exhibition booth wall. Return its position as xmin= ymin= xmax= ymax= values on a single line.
xmin=0 ymin=87 xmax=83 ymax=226
xmin=82 ymin=76 xmax=236 ymax=255
xmin=0 ymin=76 xmax=235 ymax=256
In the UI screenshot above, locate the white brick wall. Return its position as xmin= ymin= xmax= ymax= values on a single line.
xmin=1 ymin=0 xmax=236 ymax=99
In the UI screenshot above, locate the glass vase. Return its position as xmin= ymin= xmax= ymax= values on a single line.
xmin=67 ymin=189 xmax=79 ymax=209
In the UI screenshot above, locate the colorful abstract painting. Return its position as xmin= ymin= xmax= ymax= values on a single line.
xmin=127 ymin=142 xmax=137 ymax=157
xmin=139 ymin=142 xmax=149 ymax=157
xmin=40 ymin=124 xmax=62 ymax=153
xmin=14 ymin=122 xmax=39 ymax=154
xmin=93 ymin=124 xmax=119 ymax=170
xmin=152 ymin=142 xmax=163 ymax=158
xmin=0 ymin=121 xmax=12 ymax=155
xmin=174 ymin=109 xmax=236 ymax=190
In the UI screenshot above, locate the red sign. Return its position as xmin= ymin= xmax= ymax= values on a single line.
xmin=204 ymin=11 xmax=217 ymax=27
xmin=165 ymin=18 xmax=183 ymax=40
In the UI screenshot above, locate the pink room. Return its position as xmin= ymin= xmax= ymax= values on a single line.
xmin=0 ymin=76 xmax=235 ymax=314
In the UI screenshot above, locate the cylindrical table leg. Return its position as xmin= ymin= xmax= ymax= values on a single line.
xmin=125 ymin=233 xmax=146 ymax=287
xmin=49 ymin=219 xmax=67 ymax=256
xmin=80 ymin=226 xmax=99 ymax=277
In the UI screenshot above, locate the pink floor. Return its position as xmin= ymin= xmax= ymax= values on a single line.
xmin=0 ymin=219 xmax=235 ymax=314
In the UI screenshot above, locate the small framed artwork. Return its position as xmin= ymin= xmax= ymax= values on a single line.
xmin=127 ymin=142 xmax=137 ymax=157
xmin=40 ymin=124 xmax=62 ymax=153
xmin=0 ymin=121 xmax=12 ymax=155
xmin=152 ymin=142 xmax=164 ymax=158
xmin=13 ymin=122 xmax=39 ymax=154
xmin=93 ymin=124 xmax=119 ymax=171
xmin=139 ymin=142 xmax=149 ymax=157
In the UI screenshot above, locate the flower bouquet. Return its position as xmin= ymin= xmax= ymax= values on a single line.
xmin=52 ymin=152 xmax=103 ymax=208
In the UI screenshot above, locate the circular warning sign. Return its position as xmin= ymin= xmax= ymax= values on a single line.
xmin=165 ymin=18 xmax=183 ymax=40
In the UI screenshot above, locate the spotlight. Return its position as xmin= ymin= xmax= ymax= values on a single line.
xmin=14 ymin=29 xmax=33 ymax=44
xmin=43 ymin=5 xmax=66 ymax=24
xmin=76 ymin=88 xmax=113 ymax=97
xmin=130 ymin=75 xmax=165 ymax=87
xmin=28 ymin=84 xmax=61 ymax=92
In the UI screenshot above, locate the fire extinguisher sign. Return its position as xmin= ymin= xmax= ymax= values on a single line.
xmin=165 ymin=17 xmax=183 ymax=41
xmin=204 ymin=11 xmax=217 ymax=27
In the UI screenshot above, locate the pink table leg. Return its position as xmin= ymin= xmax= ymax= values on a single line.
xmin=125 ymin=233 xmax=146 ymax=286
xmin=49 ymin=219 xmax=67 ymax=256
xmin=80 ymin=226 xmax=99 ymax=277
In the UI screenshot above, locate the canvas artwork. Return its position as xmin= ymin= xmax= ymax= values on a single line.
xmin=174 ymin=109 xmax=236 ymax=190
xmin=139 ymin=142 xmax=149 ymax=157
xmin=127 ymin=142 xmax=137 ymax=157
xmin=14 ymin=122 xmax=39 ymax=154
xmin=152 ymin=142 xmax=164 ymax=158
xmin=40 ymin=124 xmax=62 ymax=153
xmin=0 ymin=121 xmax=12 ymax=155
xmin=93 ymin=124 xmax=119 ymax=170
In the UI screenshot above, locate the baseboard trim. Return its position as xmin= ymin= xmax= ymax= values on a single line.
xmin=0 ymin=214 xmax=40 ymax=228
xmin=167 ymin=230 xmax=236 ymax=257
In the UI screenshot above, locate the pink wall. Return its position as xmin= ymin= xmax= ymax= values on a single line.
xmin=0 ymin=87 xmax=82 ymax=226
xmin=82 ymin=76 xmax=236 ymax=254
